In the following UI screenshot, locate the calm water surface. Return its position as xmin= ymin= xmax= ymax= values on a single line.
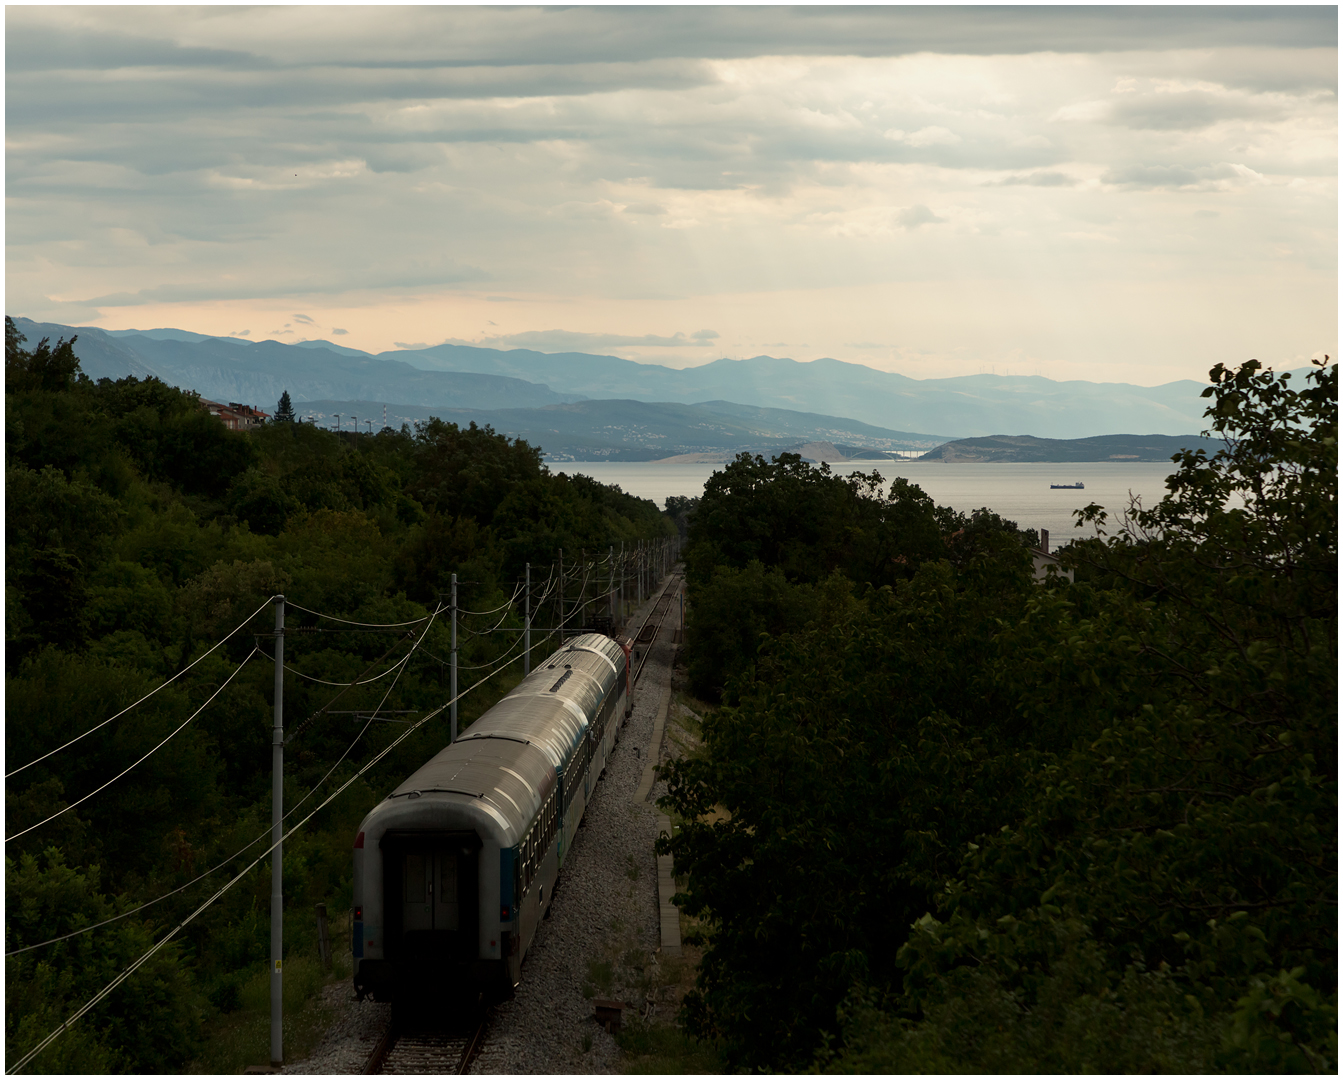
xmin=558 ymin=460 xmax=1184 ymax=543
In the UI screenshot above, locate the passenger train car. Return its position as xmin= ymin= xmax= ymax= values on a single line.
xmin=352 ymin=633 xmax=631 ymax=1001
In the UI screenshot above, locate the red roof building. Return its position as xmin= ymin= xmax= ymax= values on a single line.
xmin=201 ymin=399 xmax=270 ymax=431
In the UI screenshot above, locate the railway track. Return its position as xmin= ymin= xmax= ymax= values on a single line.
xmin=631 ymin=572 xmax=681 ymax=687
xmin=365 ymin=1007 xmax=488 ymax=1074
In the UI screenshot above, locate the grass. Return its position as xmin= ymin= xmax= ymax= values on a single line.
xmin=617 ymin=1014 xmax=725 ymax=1073
xmin=188 ymin=915 xmax=354 ymax=1074
xmin=582 ymin=958 xmax=615 ymax=999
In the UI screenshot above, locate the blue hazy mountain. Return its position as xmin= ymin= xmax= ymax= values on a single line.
xmin=388 ymin=344 xmax=1212 ymax=439
xmin=10 ymin=319 xmax=582 ymax=412
xmin=10 ymin=318 xmax=1229 ymax=439
xmin=290 ymin=397 xmax=955 ymax=461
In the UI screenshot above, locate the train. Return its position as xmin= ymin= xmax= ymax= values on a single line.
xmin=351 ymin=632 xmax=631 ymax=1002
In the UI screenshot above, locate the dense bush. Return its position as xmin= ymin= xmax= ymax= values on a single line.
xmin=661 ymin=358 xmax=1336 ymax=1072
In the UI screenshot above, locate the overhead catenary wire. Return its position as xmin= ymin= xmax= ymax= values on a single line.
xmin=7 ymin=814 xmax=277 ymax=958
xmin=282 ymin=651 xmax=409 ymax=688
xmin=282 ymin=601 xmax=433 ymax=629
xmin=10 ymin=604 xmax=446 ymax=958
xmin=6 ymin=595 xmax=277 ymax=779
xmin=6 ymin=553 xmax=671 ymax=1058
xmin=7 ymin=649 xmax=263 ymax=843
xmin=455 ymin=578 xmax=527 ymax=617
xmin=7 ymin=550 xmax=651 ymax=1023
xmin=5 ymin=556 xmax=647 ymax=951
xmin=9 ymin=640 xmax=531 ymax=1075
xmin=282 ymin=602 xmax=445 ymax=746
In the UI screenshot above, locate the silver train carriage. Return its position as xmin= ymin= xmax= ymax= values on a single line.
xmin=352 ymin=633 xmax=631 ymax=1000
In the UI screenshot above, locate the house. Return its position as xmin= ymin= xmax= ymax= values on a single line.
xmin=201 ymin=399 xmax=270 ymax=431
xmin=1032 ymin=528 xmax=1074 ymax=583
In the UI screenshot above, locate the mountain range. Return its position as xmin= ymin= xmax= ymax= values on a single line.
xmin=291 ymin=397 xmax=952 ymax=462
xmin=11 ymin=318 xmax=1226 ymax=455
xmin=380 ymin=342 xmax=1213 ymax=439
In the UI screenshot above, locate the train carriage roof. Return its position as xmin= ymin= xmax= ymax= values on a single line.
xmin=388 ymin=736 xmax=555 ymax=843
xmin=458 ymin=634 xmax=623 ymax=771
xmin=373 ymin=635 xmax=625 ymax=845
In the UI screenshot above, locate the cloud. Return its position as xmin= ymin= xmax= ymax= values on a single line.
xmin=1102 ymin=162 xmax=1242 ymax=190
xmin=884 ymin=126 xmax=961 ymax=147
xmin=331 ymin=327 xmax=348 ymax=334
xmin=897 ymin=205 xmax=944 ymax=229
xmin=7 ymin=7 xmax=1331 ymax=74
xmin=445 ymin=329 xmax=723 ymax=352
xmin=73 ymin=263 xmax=490 ymax=306
xmin=229 ymin=329 xmax=251 ymax=337
xmin=394 ymin=341 xmax=429 ymax=350
xmin=292 ymin=313 xmax=314 ymax=324
xmin=992 ymin=171 xmax=1077 ymax=187
xmin=1109 ymin=90 xmax=1278 ymax=131
xmin=621 ymin=201 xmax=668 ymax=215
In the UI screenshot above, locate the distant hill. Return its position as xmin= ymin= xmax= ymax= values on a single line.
xmin=292 ymin=397 xmax=952 ymax=461
xmin=9 ymin=317 xmax=1241 ymax=440
xmin=921 ymin=433 xmax=1226 ymax=463
xmin=388 ymin=343 xmax=1214 ymax=439
xmin=9 ymin=319 xmax=582 ymax=412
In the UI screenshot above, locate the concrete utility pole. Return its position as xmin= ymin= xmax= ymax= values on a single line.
xmin=270 ymin=595 xmax=285 ymax=1068
xmin=524 ymin=562 xmax=531 ymax=676
xmin=450 ymin=574 xmax=458 ymax=743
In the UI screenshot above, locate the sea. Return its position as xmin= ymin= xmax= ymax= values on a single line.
xmin=554 ymin=460 xmax=1186 ymax=545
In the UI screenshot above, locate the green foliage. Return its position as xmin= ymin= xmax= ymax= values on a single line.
xmin=4 ymin=326 xmax=677 ymax=1072
xmin=616 ymin=1016 xmax=726 ymax=1074
xmin=660 ymin=359 xmax=1336 ymax=1072
xmin=826 ymin=941 xmax=1225 ymax=1073
xmin=6 ymin=317 xmax=83 ymax=394
xmin=6 ymin=848 xmax=206 ymax=1073
xmin=681 ymin=453 xmax=1034 ymax=699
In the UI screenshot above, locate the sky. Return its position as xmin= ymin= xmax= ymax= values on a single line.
xmin=6 ymin=5 xmax=1337 ymax=385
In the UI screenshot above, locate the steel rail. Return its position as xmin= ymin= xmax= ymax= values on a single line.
xmin=364 ymin=1009 xmax=488 ymax=1075
xmin=630 ymin=571 xmax=682 ymax=689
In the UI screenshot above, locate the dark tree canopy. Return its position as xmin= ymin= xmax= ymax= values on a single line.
xmin=660 ymin=359 xmax=1337 ymax=1073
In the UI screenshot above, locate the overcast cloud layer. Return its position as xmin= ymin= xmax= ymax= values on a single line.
xmin=6 ymin=6 xmax=1336 ymax=384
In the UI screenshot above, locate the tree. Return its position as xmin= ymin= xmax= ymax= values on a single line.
xmin=6 ymin=317 xmax=83 ymax=393
xmin=273 ymin=389 xmax=296 ymax=423
xmin=659 ymin=357 xmax=1336 ymax=1072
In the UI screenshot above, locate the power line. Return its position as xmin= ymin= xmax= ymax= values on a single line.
xmin=6 ymin=649 xmax=262 ymax=843
xmin=8 ymin=641 xmax=529 ymax=1074
xmin=455 ymin=578 xmax=526 ymax=617
xmin=282 ymin=601 xmax=433 ymax=629
xmin=9 ymin=606 xmax=445 ymax=959
xmin=281 ymin=654 xmax=408 ymax=687
xmin=3 ymin=557 xmax=618 ymax=970
xmin=6 ymin=596 xmax=277 ymax=779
